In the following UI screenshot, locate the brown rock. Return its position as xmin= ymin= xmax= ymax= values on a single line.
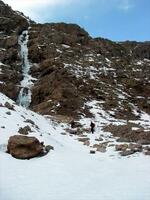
xmin=120 ymin=150 xmax=134 ymax=156
xmin=143 ymin=146 xmax=150 ymax=156
xmin=7 ymin=135 xmax=44 ymax=159
xmin=95 ymin=137 xmax=103 ymax=142
xmin=5 ymin=36 xmax=18 ymax=48
xmin=104 ymin=125 xmax=150 ymax=144
xmin=78 ymin=137 xmax=90 ymax=143
xmin=93 ymin=143 xmax=107 ymax=152
xmin=83 ymin=140 xmax=90 ymax=146
xmin=97 ymin=146 xmax=106 ymax=153
xmin=24 ymin=119 xmax=35 ymax=126
xmin=4 ymin=102 xmax=14 ymax=110
xmin=68 ymin=128 xmax=78 ymax=135
xmin=116 ymin=143 xmax=142 ymax=155
xmin=137 ymin=139 xmax=150 ymax=145
xmin=128 ymin=143 xmax=142 ymax=152
xmin=45 ymin=145 xmax=54 ymax=152
xmin=144 ymin=151 xmax=150 ymax=156
xmin=115 ymin=144 xmax=128 ymax=151
xmin=144 ymin=146 xmax=150 ymax=151
xmin=18 ymin=126 xmax=31 ymax=135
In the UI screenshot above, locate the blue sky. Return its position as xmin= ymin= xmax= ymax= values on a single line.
xmin=3 ymin=0 xmax=150 ymax=41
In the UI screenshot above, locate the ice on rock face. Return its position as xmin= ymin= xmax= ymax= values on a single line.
xmin=17 ymin=30 xmax=33 ymax=108
xmin=18 ymin=31 xmax=30 ymax=75
xmin=17 ymin=87 xmax=31 ymax=108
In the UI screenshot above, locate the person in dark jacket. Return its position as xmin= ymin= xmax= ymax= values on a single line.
xmin=70 ymin=120 xmax=75 ymax=129
xmin=90 ymin=121 xmax=95 ymax=134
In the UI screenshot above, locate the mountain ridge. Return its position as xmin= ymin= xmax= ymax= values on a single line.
xmin=0 ymin=0 xmax=150 ymax=121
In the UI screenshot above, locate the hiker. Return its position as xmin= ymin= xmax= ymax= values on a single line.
xmin=90 ymin=121 xmax=95 ymax=134
xmin=70 ymin=120 xmax=75 ymax=129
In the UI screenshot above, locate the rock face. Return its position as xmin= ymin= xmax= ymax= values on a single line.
xmin=0 ymin=0 xmax=29 ymax=101
xmin=0 ymin=0 xmax=150 ymax=121
xmin=7 ymin=135 xmax=43 ymax=159
xmin=104 ymin=124 xmax=150 ymax=144
xmin=115 ymin=143 xmax=143 ymax=156
xmin=28 ymin=23 xmax=150 ymax=119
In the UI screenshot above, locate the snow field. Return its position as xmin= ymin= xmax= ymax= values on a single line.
xmin=0 ymin=93 xmax=150 ymax=200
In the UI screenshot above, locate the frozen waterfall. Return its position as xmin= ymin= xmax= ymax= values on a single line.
xmin=17 ymin=30 xmax=33 ymax=108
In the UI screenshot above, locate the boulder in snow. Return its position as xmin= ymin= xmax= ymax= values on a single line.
xmin=7 ymin=135 xmax=44 ymax=159
xmin=93 ymin=143 xmax=107 ymax=153
xmin=78 ymin=137 xmax=90 ymax=143
xmin=18 ymin=125 xmax=31 ymax=135
xmin=120 ymin=150 xmax=134 ymax=156
xmin=115 ymin=144 xmax=128 ymax=151
xmin=128 ymin=143 xmax=142 ymax=152
xmin=45 ymin=145 xmax=54 ymax=153
xmin=144 ymin=146 xmax=150 ymax=156
xmin=4 ymin=102 xmax=15 ymax=110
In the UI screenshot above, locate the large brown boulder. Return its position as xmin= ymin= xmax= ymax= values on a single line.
xmin=7 ymin=135 xmax=43 ymax=159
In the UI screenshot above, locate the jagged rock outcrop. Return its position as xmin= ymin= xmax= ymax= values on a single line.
xmin=0 ymin=0 xmax=28 ymax=34
xmin=104 ymin=124 xmax=150 ymax=144
xmin=121 ymin=41 xmax=150 ymax=60
xmin=0 ymin=0 xmax=29 ymax=100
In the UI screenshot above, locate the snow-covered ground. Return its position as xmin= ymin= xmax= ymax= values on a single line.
xmin=0 ymin=92 xmax=150 ymax=200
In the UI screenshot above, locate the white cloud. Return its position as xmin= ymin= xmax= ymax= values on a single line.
xmin=3 ymin=0 xmax=134 ymax=12
xmin=3 ymin=0 xmax=73 ymax=21
xmin=3 ymin=0 xmax=71 ymax=10
xmin=3 ymin=0 xmax=92 ymax=22
xmin=3 ymin=0 xmax=134 ymax=23
xmin=117 ymin=0 xmax=134 ymax=11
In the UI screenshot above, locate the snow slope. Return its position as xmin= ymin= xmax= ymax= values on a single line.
xmin=0 ymin=92 xmax=150 ymax=200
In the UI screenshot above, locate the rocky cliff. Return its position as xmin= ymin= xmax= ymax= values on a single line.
xmin=0 ymin=0 xmax=150 ymax=121
xmin=0 ymin=0 xmax=29 ymax=100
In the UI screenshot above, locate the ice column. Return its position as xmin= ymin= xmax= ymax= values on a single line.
xmin=17 ymin=30 xmax=33 ymax=108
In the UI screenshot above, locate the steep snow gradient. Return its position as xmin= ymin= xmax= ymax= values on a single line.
xmin=0 ymin=92 xmax=150 ymax=200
